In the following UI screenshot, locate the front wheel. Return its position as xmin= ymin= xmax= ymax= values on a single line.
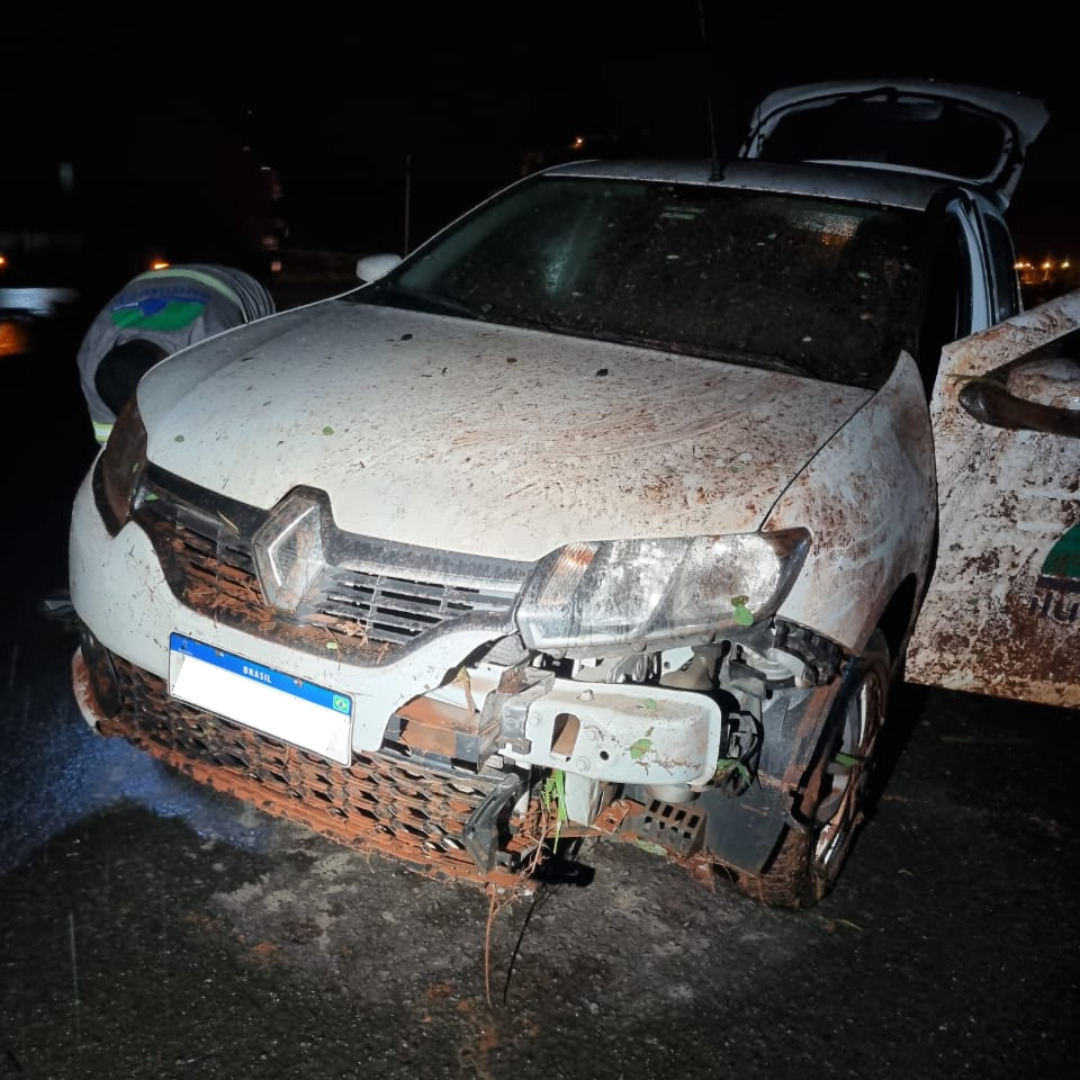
xmin=737 ymin=629 xmax=891 ymax=909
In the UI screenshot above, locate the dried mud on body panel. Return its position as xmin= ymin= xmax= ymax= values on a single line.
xmin=907 ymin=296 xmax=1080 ymax=706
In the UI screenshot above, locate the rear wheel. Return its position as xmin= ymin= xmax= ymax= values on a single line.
xmin=737 ymin=629 xmax=891 ymax=909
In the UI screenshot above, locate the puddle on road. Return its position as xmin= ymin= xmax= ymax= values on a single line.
xmin=0 ymin=660 xmax=277 ymax=875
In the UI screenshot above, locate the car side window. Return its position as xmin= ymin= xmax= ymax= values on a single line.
xmin=982 ymin=213 xmax=1022 ymax=320
xmin=917 ymin=216 xmax=973 ymax=395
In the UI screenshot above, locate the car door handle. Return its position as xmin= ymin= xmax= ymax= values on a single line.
xmin=959 ymin=377 xmax=1080 ymax=437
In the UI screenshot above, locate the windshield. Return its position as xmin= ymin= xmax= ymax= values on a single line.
xmin=355 ymin=176 xmax=927 ymax=389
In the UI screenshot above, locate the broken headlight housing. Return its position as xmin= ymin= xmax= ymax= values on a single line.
xmin=515 ymin=529 xmax=810 ymax=655
xmin=92 ymin=397 xmax=147 ymax=535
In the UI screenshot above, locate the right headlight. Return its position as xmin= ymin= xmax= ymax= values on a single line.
xmin=92 ymin=397 xmax=147 ymax=535
xmin=515 ymin=529 xmax=810 ymax=654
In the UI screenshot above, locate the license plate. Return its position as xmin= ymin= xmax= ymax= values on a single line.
xmin=168 ymin=633 xmax=353 ymax=764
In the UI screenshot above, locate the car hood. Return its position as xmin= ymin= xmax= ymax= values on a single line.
xmin=138 ymin=300 xmax=872 ymax=562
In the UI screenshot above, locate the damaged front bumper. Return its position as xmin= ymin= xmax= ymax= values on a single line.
xmin=70 ymin=606 xmax=726 ymax=876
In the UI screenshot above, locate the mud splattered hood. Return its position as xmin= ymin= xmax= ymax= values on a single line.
xmin=137 ymin=298 xmax=873 ymax=561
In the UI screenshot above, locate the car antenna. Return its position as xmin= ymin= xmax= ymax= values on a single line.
xmin=698 ymin=0 xmax=723 ymax=181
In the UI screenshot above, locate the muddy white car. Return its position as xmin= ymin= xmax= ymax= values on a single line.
xmin=69 ymin=81 xmax=1080 ymax=907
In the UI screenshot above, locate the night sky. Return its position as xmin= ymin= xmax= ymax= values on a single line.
xmin=5 ymin=2 xmax=1078 ymax=269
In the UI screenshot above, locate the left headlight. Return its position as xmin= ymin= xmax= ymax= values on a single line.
xmin=515 ymin=529 xmax=810 ymax=654
xmin=92 ymin=397 xmax=147 ymax=535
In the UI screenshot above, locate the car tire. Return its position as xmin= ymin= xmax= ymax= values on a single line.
xmin=736 ymin=629 xmax=891 ymax=909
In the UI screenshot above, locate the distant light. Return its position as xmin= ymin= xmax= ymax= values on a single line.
xmin=571 ymin=135 xmax=585 ymax=151
xmin=0 ymin=254 xmax=7 ymax=269
xmin=150 ymin=259 xmax=170 ymax=271
xmin=1042 ymin=261 xmax=1053 ymax=270
xmin=270 ymin=258 xmax=283 ymax=273
xmin=1063 ymin=260 xmax=1071 ymax=269
xmin=0 ymin=320 xmax=31 ymax=358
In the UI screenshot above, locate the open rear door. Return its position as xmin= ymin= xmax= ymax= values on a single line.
xmin=740 ymin=80 xmax=1048 ymax=207
xmin=906 ymin=291 xmax=1080 ymax=707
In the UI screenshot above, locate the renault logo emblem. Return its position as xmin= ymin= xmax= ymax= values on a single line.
xmin=251 ymin=488 xmax=328 ymax=613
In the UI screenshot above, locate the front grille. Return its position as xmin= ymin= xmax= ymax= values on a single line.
xmin=148 ymin=513 xmax=268 ymax=619
xmin=318 ymin=568 xmax=517 ymax=646
xmin=133 ymin=466 xmax=526 ymax=664
xmin=102 ymin=655 xmax=538 ymax=887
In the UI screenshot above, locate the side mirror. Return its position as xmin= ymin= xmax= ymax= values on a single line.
xmin=356 ymin=254 xmax=402 ymax=284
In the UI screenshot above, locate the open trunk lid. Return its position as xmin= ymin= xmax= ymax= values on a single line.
xmin=739 ymin=79 xmax=1049 ymax=207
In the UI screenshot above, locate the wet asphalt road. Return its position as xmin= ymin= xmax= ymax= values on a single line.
xmin=1 ymin=309 xmax=1078 ymax=1079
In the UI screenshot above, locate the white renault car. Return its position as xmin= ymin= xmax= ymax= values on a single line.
xmin=69 ymin=81 xmax=1080 ymax=907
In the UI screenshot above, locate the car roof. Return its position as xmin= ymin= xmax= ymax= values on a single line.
xmin=539 ymin=157 xmax=970 ymax=213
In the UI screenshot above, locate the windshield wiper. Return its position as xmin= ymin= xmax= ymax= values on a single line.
xmin=366 ymin=283 xmax=482 ymax=321
xmin=503 ymin=320 xmax=820 ymax=378
xmin=745 ymin=355 xmax=817 ymax=378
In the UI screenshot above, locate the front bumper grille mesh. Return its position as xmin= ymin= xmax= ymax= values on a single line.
xmin=101 ymin=655 xmax=536 ymax=887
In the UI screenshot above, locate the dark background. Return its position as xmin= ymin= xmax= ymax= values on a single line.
xmin=3 ymin=1 xmax=1079 ymax=298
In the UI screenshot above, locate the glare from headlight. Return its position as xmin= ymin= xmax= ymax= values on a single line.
xmin=92 ymin=398 xmax=147 ymax=534
xmin=515 ymin=529 xmax=810 ymax=653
